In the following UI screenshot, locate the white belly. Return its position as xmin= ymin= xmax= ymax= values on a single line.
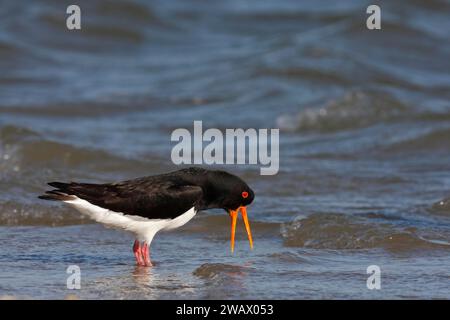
xmin=64 ymin=196 xmax=197 ymax=243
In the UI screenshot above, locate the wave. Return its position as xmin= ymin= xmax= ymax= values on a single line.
xmin=179 ymin=214 xmax=280 ymax=237
xmin=430 ymin=197 xmax=450 ymax=216
xmin=381 ymin=128 xmax=450 ymax=154
xmin=0 ymin=125 xmax=154 ymax=172
xmin=0 ymin=125 xmax=167 ymax=224
xmin=276 ymin=90 xmax=407 ymax=133
xmin=0 ymin=201 xmax=88 ymax=226
xmin=39 ymin=1 xmax=171 ymax=42
xmin=0 ymin=127 xmax=114 ymax=172
xmin=281 ymin=213 xmax=450 ymax=252
xmin=0 ymin=40 xmax=21 ymax=57
xmin=95 ymin=1 xmax=160 ymax=24
xmin=193 ymin=263 xmax=251 ymax=280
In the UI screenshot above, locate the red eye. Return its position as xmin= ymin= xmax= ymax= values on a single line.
xmin=242 ymin=191 xmax=249 ymax=199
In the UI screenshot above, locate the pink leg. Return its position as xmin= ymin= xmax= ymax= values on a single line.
xmin=133 ymin=240 xmax=144 ymax=266
xmin=141 ymin=242 xmax=153 ymax=267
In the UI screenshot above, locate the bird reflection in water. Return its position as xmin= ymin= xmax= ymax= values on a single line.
xmin=132 ymin=265 xmax=154 ymax=287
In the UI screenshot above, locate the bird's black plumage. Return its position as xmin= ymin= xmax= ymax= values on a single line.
xmin=39 ymin=167 xmax=255 ymax=220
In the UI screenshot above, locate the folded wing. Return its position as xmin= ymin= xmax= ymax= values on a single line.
xmin=39 ymin=179 xmax=203 ymax=220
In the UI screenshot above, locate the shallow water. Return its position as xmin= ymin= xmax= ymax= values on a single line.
xmin=1 ymin=0 xmax=450 ymax=299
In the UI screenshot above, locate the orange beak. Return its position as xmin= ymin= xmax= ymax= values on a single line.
xmin=229 ymin=206 xmax=254 ymax=253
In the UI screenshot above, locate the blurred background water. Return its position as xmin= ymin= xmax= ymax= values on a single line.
xmin=0 ymin=0 xmax=450 ymax=299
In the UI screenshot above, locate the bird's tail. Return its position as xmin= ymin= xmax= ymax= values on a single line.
xmin=38 ymin=182 xmax=76 ymax=201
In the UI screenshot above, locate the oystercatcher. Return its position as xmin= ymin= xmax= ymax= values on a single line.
xmin=39 ymin=167 xmax=255 ymax=266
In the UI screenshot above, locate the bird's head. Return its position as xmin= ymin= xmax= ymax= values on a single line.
xmin=205 ymin=170 xmax=255 ymax=253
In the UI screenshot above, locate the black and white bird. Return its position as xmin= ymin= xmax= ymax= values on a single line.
xmin=39 ymin=167 xmax=255 ymax=266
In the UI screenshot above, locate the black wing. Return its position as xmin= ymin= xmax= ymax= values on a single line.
xmin=39 ymin=178 xmax=203 ymax=220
